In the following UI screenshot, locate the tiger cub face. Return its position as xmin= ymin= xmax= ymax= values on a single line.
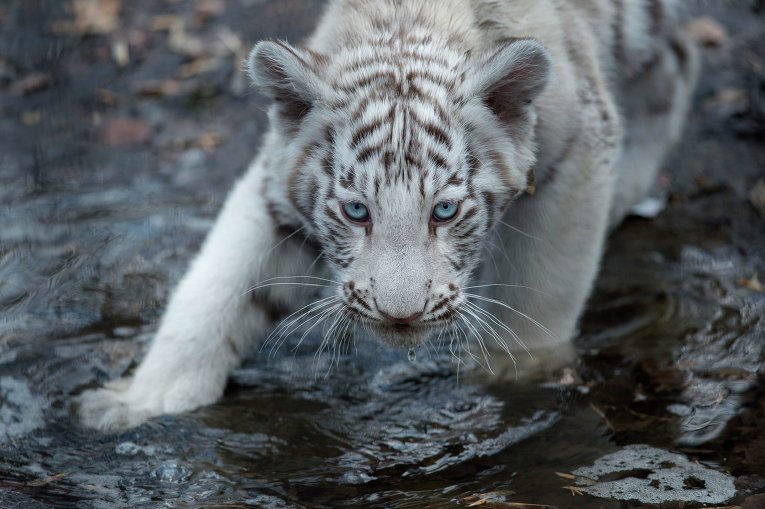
xmin=249 ymin=36 xmax=550 ymax=348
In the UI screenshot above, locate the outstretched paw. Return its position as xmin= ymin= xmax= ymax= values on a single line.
xmin=76 ymin=372 xmax=225 ymax=431
xmin=76 ymin=380 xmax=154 ymax=431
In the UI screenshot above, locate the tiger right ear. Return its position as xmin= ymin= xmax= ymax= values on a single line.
xmin=247 ymin=40 xmax=327 ymax=131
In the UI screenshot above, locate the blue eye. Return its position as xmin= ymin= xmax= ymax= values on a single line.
xmin=342 ymin=201 xmax=370 ymax=223
xmin=432 ymin=201 xmax=459 ymax=222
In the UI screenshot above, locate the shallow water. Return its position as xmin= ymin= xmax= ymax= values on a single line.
xmin=1 ymin=1 xmax=764 ymax=508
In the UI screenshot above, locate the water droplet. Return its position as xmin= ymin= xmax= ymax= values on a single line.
xmin=408 ymin=349 xmax=416 ymax=362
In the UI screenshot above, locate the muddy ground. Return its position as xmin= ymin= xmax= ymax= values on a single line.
xmin=0 ymin=1 xmax=764 ymax=508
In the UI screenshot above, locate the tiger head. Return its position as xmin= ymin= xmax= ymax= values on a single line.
xmin=248 ymin=34 xmax=550 ymax=349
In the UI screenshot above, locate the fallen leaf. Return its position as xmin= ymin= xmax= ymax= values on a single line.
xmin=150 ymin=14 xmax=177 ymax=32
xmin=97 ymin=88 xmax=119 ymax=106
xmin=168 ymin=19 xmax=206 ymax=59
xmin=195 ymin=0 xmax=225 ymax=21
xmin=177 ymin=57 xmax=221 ymax=78
xmin=557 ymin=367 xmax=578 ymax=385
xmin=739 ymin=274 xmax=764 ymax=293
xmin=555 ymin=472 xmax=597 ymax=486
xmin=51 ymin=0 xmax=121 ymax=36
xmin=703 ymin=88 xmax=750 ymax=119
xmin=21 ymin=111 xmax=42 ymax=126
xmin=195 ymin=132 xmax=223 ymax=152
xmin=172 ymin=131 xmax=226 ymax=152
xmin=686 ymin=17 xmax=728 ymax=47
xmin=134 ymin=79 xmax=183 ymax=97
xmin=462 ymin=490 xmax=515 ymax=506
xmin=111 ymin=37 xmax=129 ymax=67
xmin=562 ymin=485 xmax=585 ymax=496
xmin=99 ymin=117 xmax=151 ymax=146
xmin=27 ymin=472 xmax=68 ymax=487
xmin=749 ymin=179 xmax=765 ymax=221
xmin=589 ymin=402 xmax=615 ymax=432
xmin=10 ymin=72 xmax=51 ymax=95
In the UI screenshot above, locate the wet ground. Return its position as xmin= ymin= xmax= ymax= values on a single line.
xmin=1 ymin=1 xmax=764 ymax=508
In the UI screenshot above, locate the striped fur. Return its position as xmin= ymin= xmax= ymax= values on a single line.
xmin=78 ymin=0 xmax=698 ymax=430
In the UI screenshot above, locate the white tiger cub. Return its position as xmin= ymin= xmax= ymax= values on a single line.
xmin=79 ymin=0 xmax=698 ymax=429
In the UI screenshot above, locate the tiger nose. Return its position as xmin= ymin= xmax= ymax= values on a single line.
xmin=379 ymin=309 xmax=423 ymax=325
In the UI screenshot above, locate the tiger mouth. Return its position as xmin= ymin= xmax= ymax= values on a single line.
xmin=366 ymin=321 xmax=433 ymax=349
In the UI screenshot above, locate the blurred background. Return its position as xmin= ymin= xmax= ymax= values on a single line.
xmin=0 ymin=1 xmax=764 ymax=508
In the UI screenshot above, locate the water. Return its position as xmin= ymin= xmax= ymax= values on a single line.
xmin=1 ymin=1 xmax=764 ymax=508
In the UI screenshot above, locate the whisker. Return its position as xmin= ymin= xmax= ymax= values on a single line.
xmin=462 ymin=305 xmax=512 ymax=355
xmin=446 ymin=319 xmax=462 ymax=381
xmin=486 ymin=229 xmax=514 ymax=267
xmin=455 ymin=319 xmax=482 ymax=366
xmin=463 ymin=283 xmax=550 ymax=296
xmin=315 ymin=306 xmax=347 ymax=372
xmin=261 ymin=296 xmax=337 ymax=354
xmin=242 ymin=280 xmax=337 ymax=297
xmin=483 ymin=240 xmax=502 ymax=275
xmin=464 ymin=301 xmax=531 ymax=357
xmin=464 ymin=293 xmax=558 ymax=341
xmin=458 ymin=313 xmax=494 ymax=374
xmin=306 ymin=250 xmax=326 ymax=274
xmin=496 ymin=219 xmax=543 ymax=241
xmin=270 ymin=300 xmax=340 ymax=358
xmin=295 ymin=303 xmax=342 ymax=353
xmin=266 ymin=226 xmax=306 ymax=254
xmin=461 ymin=305 xmax=518 ymax=376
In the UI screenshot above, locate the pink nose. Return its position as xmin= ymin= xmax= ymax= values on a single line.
xmin=379 ymin=310 xmax=423 ymax=325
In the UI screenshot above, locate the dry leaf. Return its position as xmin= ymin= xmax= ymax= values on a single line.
xmin=27 ymin=472 xmax=68 ymax=487
xmin=195 ymin=0 xmax=225 ymax=21
xmin=51 ymin=0 xmax=121 ymax=36
xmin=554 ymin=472 xmax=597 ymax=486
xmin=10 ymin=72 xmax=51 ymax=95
xmin=739 ymin=274 xmax=764 ymax=293
xmin=168 ymin=19 xmax=206 ymax=59
xmin=21 ymin=111 xmax=42 ymax=126
xmin=99 ymin=117 xmax=151 ymax=146
xmin=97 ymin=88 xmax=119 ymax=106
xmin=177 ymin=57 xmax=221 ymax=78
xmin=749 ymin=179 xmax=765 ymax=221
xmin=562 ymin=485 xmax=585 ymax=496
xmin=150 ymin=14 xmax=177 ymax=32
xmin=134 ymin=79 xmax=183 ymax=97
xmin=461 ymin=490 xmax=515 ymax=506
xmin=111 ymin=38 xmax=129 ymax=67
xmin=686 ymin=17 xmax=728 ymax=47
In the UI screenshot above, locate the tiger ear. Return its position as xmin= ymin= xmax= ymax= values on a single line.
xmin=247 ymin=40 xmax=326 ymax=131
xmin=466 ymin=39 xmax=551 ymax=125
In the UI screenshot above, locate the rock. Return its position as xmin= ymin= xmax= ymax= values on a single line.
xmin=570 ymin=444 xmax=736 ymax=504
